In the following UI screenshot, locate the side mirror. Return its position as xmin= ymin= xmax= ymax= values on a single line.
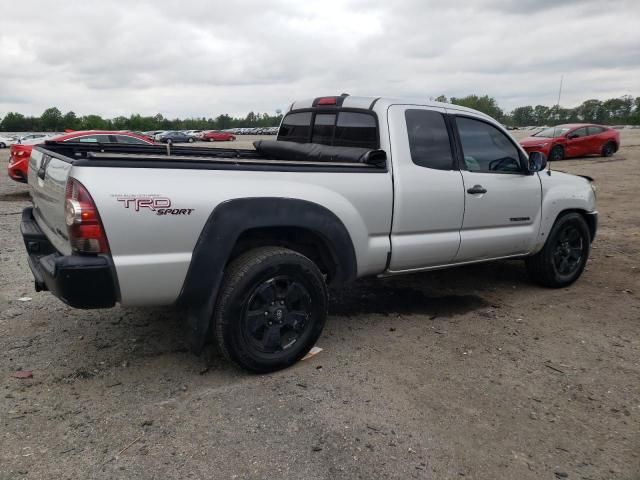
xmin=528 ymin=151 xmax=547 ymax=173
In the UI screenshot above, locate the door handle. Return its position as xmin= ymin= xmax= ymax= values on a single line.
xmin=467 ymin=185 xmax=487 ymax=194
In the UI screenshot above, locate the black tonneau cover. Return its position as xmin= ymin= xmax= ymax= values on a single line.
xmin=38 ymin=140 xmax=387 ymax=169
xmin=253 ymin=140 xmax=386 ymax=167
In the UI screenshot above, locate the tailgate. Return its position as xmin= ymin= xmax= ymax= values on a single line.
xmin=28 ymin=148 xmax=74 ymax=255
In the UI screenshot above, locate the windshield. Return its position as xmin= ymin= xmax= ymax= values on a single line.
xmin=533 ymin=127 xmax=571 ymax=138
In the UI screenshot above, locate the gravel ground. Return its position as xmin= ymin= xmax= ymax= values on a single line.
xmin=1 ymin=133 xmax=639 ymax=479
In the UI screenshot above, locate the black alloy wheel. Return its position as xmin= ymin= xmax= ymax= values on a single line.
xmin=552 ymin=224 xmax=584 ymax=277
xmin=525 ymin=212 xmax=591 ymax=288
xmin=550 ymin=145 xmax=564 ymax=161
xmin=243 ymin=276 xmax=313 ymax=354
xmin=213 ymin=247 xmax=327 ymax=372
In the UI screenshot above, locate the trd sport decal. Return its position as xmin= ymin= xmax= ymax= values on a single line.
xmin=114 ymin=195 xmax=194 ymax=216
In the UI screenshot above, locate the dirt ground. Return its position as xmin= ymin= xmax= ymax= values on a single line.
xmin=1 ymin=132 xmax=639 ymax=480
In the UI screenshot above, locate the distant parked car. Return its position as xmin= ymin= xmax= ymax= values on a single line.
xmin=19 ymin=133 xmax=51 ymax=143
xmin=7 ymin=130 xmax=154 ymax=183
xmin=519 ymin=123 xmax=620 ymax=161
xmin=0 ymin=135 xmax=18 ymax=148
xmin=201 ymin=130 xmax=236 ymax=142
xmin=183 ymin=130 xmax=204 ymax=140
xmin=157 ymin=131 xmax=195 ymax=144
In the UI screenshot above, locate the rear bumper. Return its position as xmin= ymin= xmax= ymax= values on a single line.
xmin=21 ymin=207 xmax=117 ymax=309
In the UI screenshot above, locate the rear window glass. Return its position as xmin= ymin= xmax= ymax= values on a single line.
xmin=312 ymin=113 xmax=335 ymax=144
xmin=278 ymin=112 xmax=312 ymax=143
xmin=278 ymin=110 xmax=378 ymax=149
xmin=334 ymin=112 xmax=377 ymax=148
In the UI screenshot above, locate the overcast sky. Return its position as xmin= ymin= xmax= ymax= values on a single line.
xmin=1 ymin=0 xmax=639 ymax=119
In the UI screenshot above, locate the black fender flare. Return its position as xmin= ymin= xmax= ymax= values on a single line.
xmin=178 ymin=197 xmax=357 ymax=352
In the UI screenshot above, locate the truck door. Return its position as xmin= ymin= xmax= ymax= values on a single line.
xmin=387 ymin=105 xmax=465 ymax=270
xmin=452 ymin=114 xmax=542 ymax=261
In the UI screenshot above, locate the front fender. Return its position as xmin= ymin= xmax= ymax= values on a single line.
xmin=533 ymin=171 xmax=597 ymax=252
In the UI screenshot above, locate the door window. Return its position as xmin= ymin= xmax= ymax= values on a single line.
xmin=405 ymin=109 xmax=454 ymax=170
xmin=569 ymin=127 xmax=588 ymax=138
xmin=456 ymin=117 xmax=522 ymax=173
xmin=587 ymin=126 xmax=605 ymax=136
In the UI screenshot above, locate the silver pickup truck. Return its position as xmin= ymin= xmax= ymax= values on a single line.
xmin=21 ymin=95 xmax=597 ymax=372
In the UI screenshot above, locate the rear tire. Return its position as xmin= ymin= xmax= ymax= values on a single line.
xmin=549 ymin=145 xmax=564 ymax=161
xmin=0 ymin=142 xmax=5 ymax=148
xmin=601 ymin=141 xmax=615 ymax=157
xmin=525 ymin=212 xmax=590 ymax=288
xmin=188 ymin=137 xmax=194 ymax=143
xmin=213 ymin=247 xmax=327 ymax=373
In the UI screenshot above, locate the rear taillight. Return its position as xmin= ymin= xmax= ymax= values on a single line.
xmin=65 ymin=178 xmax=109 ymax=254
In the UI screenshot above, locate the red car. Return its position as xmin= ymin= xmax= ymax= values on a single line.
xmin=519 ymin=123 xmax=620 ymax=161
xmin=8 ymin=130 xmax=154 ymax=183
xmin=201 ymin=130 xmax=236 ymax=142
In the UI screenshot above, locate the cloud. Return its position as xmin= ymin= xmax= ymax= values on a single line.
xmin=0 ymin=0 xmax=638 ymax=119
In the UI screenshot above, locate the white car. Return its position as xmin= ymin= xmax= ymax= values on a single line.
xmin=19 ymin=133 xmax=52 ymax=143
xmin=0 ymin=135 xmax=18 ymax=148
xmin=183 ymin=130 xmax=205 ymax=140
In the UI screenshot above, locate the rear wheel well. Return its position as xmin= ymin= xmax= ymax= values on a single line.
xmin=228 ymin=227 xmax=338 ymax=283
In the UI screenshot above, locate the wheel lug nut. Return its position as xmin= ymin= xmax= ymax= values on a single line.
xmin=264 ymin=312 xmax=269 ymax=316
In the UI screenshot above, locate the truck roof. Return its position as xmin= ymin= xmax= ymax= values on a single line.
xmin=288 ymin=95 xmax=493 ymax=121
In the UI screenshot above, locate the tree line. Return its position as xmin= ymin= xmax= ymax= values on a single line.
xmin=0 ymin=108 xmax=283 ymax=133
xmin=2 ymin=94 xmax=640 ymax=132
xmin=435 ymin=94 xmax=640 ymax=126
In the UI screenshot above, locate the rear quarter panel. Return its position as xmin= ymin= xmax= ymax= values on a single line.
xmin=71 ymin=166 xmax=393 ymax=306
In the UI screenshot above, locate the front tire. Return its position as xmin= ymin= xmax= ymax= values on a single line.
xmin=549 ymin=145 xmax=564 ymax=161
xmin=213 ymin=247 xmax=327 ymax=373
xmin=0 ymin=142 xmax=6 ymax=148
xmin=188 ymin=137 xmax=195 ymax=143
xmin=525 ymin=212 xmax=590 ymax=288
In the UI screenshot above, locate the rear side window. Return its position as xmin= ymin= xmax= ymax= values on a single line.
xmin=405 ymin=110 xmax=454 ymax=170
xmin=278 ymin=112 xmax=312 ymax=143
xmin=278 ymin=110 xmax=378 ymax=149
